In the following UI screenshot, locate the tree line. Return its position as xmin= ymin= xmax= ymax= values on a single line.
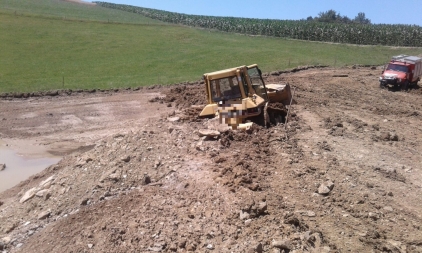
xmin=306 ymin=10 xmax=371 ymax=24
xmin=95 ymin=2 xmax=422 ymax=47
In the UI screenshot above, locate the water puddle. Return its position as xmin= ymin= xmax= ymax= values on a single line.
xmin=0 ymin=142 xmax=61 ymax=193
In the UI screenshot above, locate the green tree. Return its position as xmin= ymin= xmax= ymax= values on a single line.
xmin=354 ymin=12 xmax=371 ymax=24
xmin=317 ymin=9 xmax=338 ymax=22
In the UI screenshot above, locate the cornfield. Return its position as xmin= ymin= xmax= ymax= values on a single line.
xmin=95 ymin=2 xmax=422 ymax=47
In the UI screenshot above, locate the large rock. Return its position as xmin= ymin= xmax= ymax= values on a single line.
xmin=36 ymin=189 xmax=50 ymax=198
xmin=368 ymin=212 xmax=380 ymax=220
xmin=257 ymin=202 xmax=267 ymax=215
xmin=76 ymin=155 xmax=93 ymax=167
xmin=240 ymin=210 xmax=250 ymax=220
xmin=19 ymin=187 xmax=38 ymax=203
xmin=3 ymin=223 xmax=17 ymax=234
xmin=1 ymin=236 xmax=11 ymax=244
xmin=121 ymin=156 xmax=131 ymax=163
xmin=255 ymin=243 xmax=264 ymax=253
xmin=38 ymin=210 xmax=51 ymax=220
xmin=39 ymin=176 xmax=55 ymax=188
xmin=271 ymin=239 xmax=292 ymax=250
xmin=167 ymin=117 xmax=180 ymax=122
xmin=198 ymin=129 xmax=220 ymax=137
xmin=318 ymin=180 xmax=334 ymax=195
xmin=389 ymin=132 xmax=399 ymax=141
xmin=205 ymin=117 xmax=230 ymax=133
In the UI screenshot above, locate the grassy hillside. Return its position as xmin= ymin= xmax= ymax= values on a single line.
xmin=0 ymin=0 xmax=163 ymax=24
xmin=1 ymin=1 xmax=422 ymax=93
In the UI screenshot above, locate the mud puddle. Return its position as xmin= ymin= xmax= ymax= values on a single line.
xmin=0 ymin=142 xmax=61 ymax=192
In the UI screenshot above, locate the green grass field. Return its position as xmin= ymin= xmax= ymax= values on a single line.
xmin=0 ymin=0 xmax=163 ymax=24
xmin=1 ymin=1 xmax=422 ymax=93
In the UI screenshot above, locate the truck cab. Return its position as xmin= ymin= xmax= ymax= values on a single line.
xmin=380 ymin=55 xmax=422 ymax=90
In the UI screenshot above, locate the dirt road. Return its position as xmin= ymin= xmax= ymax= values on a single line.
xmin=0 ymin=66 xmax=421 ymax=252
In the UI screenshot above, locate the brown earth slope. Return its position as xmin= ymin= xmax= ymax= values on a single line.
xmin=0 ymin=66 xmax=422 ymax=253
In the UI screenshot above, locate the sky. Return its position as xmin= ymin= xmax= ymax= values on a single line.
xmin=89 ymin=0 xmax=422 ymax=26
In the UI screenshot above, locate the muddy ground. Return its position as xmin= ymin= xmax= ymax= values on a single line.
xmin=0 ymin=66 xmax=421 ymax=253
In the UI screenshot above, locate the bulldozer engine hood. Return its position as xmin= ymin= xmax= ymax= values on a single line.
xmin=200 ymin=95 xmax=266 ymax=118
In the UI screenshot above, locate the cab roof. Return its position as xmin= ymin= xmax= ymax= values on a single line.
xmin=203 ymin=64 xmax=258 ymax=81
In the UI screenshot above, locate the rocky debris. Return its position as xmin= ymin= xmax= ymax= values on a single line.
xmin=1 ymin=67 xmax=422 ymax=253
xmin=379 ymin=131 xmax=399 ymax=141
xmin=39 ymin=176 xmax=55 ymax=188
xmin=0 ymin=163 xmax=5 ymax=171
xmin=167 ymin=116 xmax=180 ymax=122
xmin=244 ymin=219 xmax=252 ymax=226
xmin=142 ymin=174 xmax=152 ymax=185
xmin=3 ymin=222 xmax=17 ymax=234
xmin=120 ymin=155 xmax=130 ymax=163
xmin=205 ymin=117 xmax=231 ymax=133
xmin=296 ymin=210 xmax=316 ymax=217
xmin=368 ymin=212 xmax=380 ymax=221
xmin=271 ymin=239 xmax=292 ymax=250
xmin=240 ymin=210 xmax=250 ymax=220
xmin=37 ymin=210 xmax=51 ymax=220
xmin=19 ymin=187 xmax=38 ymax=203
xmin=257 ymin=201 xmax=268 ymax=215
xmin=80 ymin=198 xmax=90 ymax=206
xmin=76 ymin=155 xmax=93 ymax=167
xmin=198 ymin=129 xmax=220 ymax=137
xmin=35 ymin=189 xmax=49 ymax=198
xmin=1 ymin=237 xmax=11 ymax=245
xmin=255 ymin=243 xmax=264 ymax=253
xmin=317 ymin=180 xmax=334 ymax=195
xmin=240 ymin=200 xmax=268 ymax=220
xmin=19 ymin=176 xmax=55 ymax=203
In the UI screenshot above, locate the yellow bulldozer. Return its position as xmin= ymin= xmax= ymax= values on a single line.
xmin=199 ymin=64 xmax=292 ymax=129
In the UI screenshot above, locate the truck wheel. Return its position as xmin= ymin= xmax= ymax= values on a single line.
xmin=379 ymin=82 xmax=385 ymax=89
xmin=402 ymin=81 xmax=409 ymax=91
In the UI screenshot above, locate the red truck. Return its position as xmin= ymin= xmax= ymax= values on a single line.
xmin=379 ymin=55 xmax=422 ymax=90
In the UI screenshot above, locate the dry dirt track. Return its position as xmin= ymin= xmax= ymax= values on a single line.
xmin=0 ymin=66 xmax=422 ymax=253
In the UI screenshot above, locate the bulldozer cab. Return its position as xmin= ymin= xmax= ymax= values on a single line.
xmin=210 ymin=75 xmax=244 ymax=102
xmin=200 ymin=65 xmax=271 ymax=118
xmin=246 ymin=64 xmax=269 ymax=101
xmin=200 ymin=64 xmax=290 ymax=129
xmin=205 ymin=65 xmax=268 ymax=104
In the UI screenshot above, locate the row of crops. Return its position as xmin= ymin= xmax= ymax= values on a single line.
xmin=94 ymin=2 xmax=422 ymax=47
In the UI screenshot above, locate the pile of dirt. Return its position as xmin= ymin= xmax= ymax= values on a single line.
xmin=0 ymin=118 xmax=330 ymax=252
xmin=163 ymin=84 xmax=206 ymax=109
xmin=1 ymin=66 xmax=422 ymax=253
